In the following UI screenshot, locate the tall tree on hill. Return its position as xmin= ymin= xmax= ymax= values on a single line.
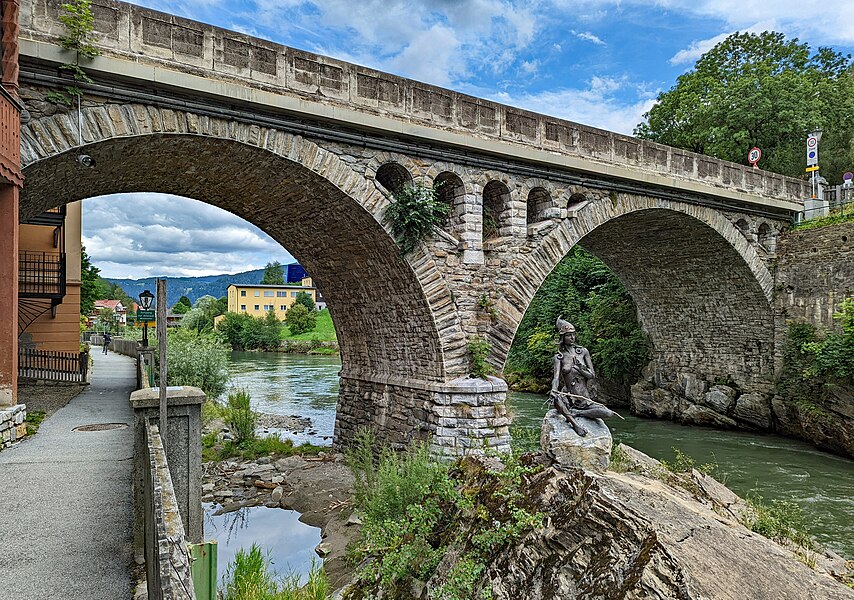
xmin=173 ymin=295 xmax=192 ymax=314
xmin=294 ymin=291 xmax=316 ymax=313
xmin=635 ymin=32 xmax=854 ymax=183
xmin=80 ymin=245 xmax=100 ymax=316
xmin=261 ymin=261 xmax=285 ymax=285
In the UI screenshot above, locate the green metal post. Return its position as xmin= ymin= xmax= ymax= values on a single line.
xmin=190 ymin=541 xmax=218 ymax=600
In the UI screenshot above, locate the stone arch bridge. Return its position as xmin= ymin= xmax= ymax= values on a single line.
xmin=15 ymin=0 xmax=806 ymax=453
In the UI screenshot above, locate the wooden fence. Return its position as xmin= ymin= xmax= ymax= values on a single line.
xmin=18 ymin=348 xmax=89 ymax=383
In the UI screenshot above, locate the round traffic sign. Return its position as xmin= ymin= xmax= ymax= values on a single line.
xmin=807 ymin=137 xmax=818 ymax=148
xmin=843 ymin=172 xmax=853 ymax=182
xmin=748 ymin=147 xmax=762 ymax=165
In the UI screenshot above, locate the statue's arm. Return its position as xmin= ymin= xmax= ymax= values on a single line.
xmin=575 ymin=349 xmax=595 ymax=379
xmin=550 ymin=354 xmax=562 ymax=394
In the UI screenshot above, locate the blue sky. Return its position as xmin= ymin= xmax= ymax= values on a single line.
xmin=84 ymin=0 xmax=854 ymax=279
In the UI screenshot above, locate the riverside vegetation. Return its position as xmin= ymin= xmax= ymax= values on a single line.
xmin=505 ymin=247 xmax=649 ymax=394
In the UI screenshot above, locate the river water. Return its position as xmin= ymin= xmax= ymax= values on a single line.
xmin=221 ymin=351 xmax=854 ymax=558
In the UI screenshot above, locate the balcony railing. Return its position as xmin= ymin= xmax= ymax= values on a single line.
xmin=18 ymin=251 xmax=66 ymax=298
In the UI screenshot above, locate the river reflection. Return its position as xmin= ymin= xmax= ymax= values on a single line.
xmin=204 ymin=504 xmax=321 ymax=584
xmin=224 ymin=352 xmax=853 ymax=558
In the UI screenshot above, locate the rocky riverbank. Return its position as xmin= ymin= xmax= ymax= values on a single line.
xmin=201 ymin=452 xmax=357 ymax=589
xmin=201 ymin=442 xmax=853 ymax=599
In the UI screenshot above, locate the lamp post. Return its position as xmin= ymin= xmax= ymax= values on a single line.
xmin=139 ymin=289 xmax=154 ymax=348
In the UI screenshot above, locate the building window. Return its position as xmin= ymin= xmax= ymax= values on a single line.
xmin=254 ymin=305 xmax=260 ymax=310
xmin=240 ymin=304 xmax=246 ymax=311
xmin=254 ymin=291 xmax=260 ymax=297
xmin=263 ymin=304 xmax=272 ymax=311
xmin=291 ymin=291 xmax=298 ymax=297
xmin=264 ymin=291 xmax=274 ymax=297
xmin=280 ymin=305 xmax=286 ymax=311
xmin=240 ymin=290 xmax=246 ymax=297
xmin=277 ymin=291 xmax=286 ymax=297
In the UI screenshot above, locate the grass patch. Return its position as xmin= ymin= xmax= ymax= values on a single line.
xmin=25 ymin=411 xmax=46 ymax=436
xmin=203 ymin=434 xmax=325 ymax=463
xmin=221 ymin=543 xmax=330 ymax=600
xmin=792 ymin=209 xmax=854 ymax=231
xmin=740 ymin=493 xmax=819 ymax=567
xmin=282 ymin=309 xmax=337 ymax=341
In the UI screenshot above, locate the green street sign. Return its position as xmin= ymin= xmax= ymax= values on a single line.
xmin=137 ymin=309 xmax=156 ymax=322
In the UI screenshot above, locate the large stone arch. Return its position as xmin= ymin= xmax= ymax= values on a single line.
xmin=20 ymin=103 xmax=467 ymax=448
xmin=493 ymin=194 xmax=776 ymax=393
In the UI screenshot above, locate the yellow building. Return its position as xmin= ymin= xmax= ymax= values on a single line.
xmin=226 ymin=277 xmax=317 ymax=320
xmin=17 ymin=201 xmax=82 ymax=352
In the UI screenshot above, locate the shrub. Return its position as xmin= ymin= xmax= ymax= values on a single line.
xmin=221 ymin=543 xmax=330 ymax=600
xmin=383 ymin=183 xmax=450 ymax=255
xmin=294 ymin=291 xmax=316 ymax=313
xmin=225 ymin=389 xmax=257 ymax=445
xmin=155 ymin=329 xmax=229 ymax=397
xmin=467 ymin=336 xmax=492 ymax=379
xmin=286 ymin=304 xmax=316 ymax=335
xmin=741 ymin=494 xmax=817 ymax=555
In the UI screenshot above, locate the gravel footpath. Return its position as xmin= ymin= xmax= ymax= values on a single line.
xmin=16 ymin=383 xmax=87 ymax=415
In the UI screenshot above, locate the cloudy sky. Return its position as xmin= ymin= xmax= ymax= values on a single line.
xmin=84 ymin=0 xmax=854 ymax=279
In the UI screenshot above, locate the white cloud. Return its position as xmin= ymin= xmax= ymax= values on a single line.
xmin=669 ymin=21 xmax=775 ymax=65
xmin=574 ymin=31 xmax=606 ymax=46
xmin=82 ymin=193 xmax=293 ymax=279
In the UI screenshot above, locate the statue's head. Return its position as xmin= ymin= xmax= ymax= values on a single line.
xmin=556 ymin=316 xmax=577 ymax=345
xmin=556 ymin=315 xmax=575 ymax=335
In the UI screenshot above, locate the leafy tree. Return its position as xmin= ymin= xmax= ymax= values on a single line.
xmin=177 ymin=295 xmax=192 ymax=308
xmin=173 ymin=302 xmax=191 ymax=314
xmin=216 ymin=312 xmax=254 ymax=349
xmin=97 ymin=307 xmax=117 ymax=332
xmin=181 ymin=295 xmax=221 ymax=333
xmin=294 ymin=291 xmax=316 ymax=313
xmin=215 ymin=295 xmax=229 ymax=316
xmin=215 ymin=310 xmax=282 ymax=350
xmin=635 ymin=32 xmax=854 ymax=183
xmin=79 ymin=245 xmax=100 ymax=316
xmin=285 ymin=303 xmax=316 ymax=335
xmin=261 ymin=261 xmax=285 ymax=285
xmin=506 ymin=247 xmax=649 ymax=390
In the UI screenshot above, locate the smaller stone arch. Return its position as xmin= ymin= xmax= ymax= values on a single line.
xmin=566 ymin=192 xmax=587 ymax=211
xmin=375 ymin=162 xmax=413 ymax=195
xmin=483 ymin=180 xmax=512 ymax=241
xmin=735 ymin=218 xmax=750 ymax=236
xmin=526 ymin=187 xmax=552 ymax=226
xmin=434 ymin=171 xmax=466 ymax=233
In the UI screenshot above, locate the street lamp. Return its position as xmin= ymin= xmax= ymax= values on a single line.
xmin=139 ymin=289 xmax=154 ymax=347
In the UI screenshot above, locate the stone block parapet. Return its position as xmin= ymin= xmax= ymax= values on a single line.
xmin=142 ymin=422 xmax=196 ymax=600
xmin=18 ymin=0 xmax=806 ymax=209
xmin=0 ymin=404 xmax=27 ymax=449
xmin=131 ymin=386 xmax=204 ymax=565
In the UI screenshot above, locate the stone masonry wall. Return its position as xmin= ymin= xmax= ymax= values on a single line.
xmin=334 ymin=376 xmax=511 ymax=457
xmin=771 ymin=222 xmax=854 ymax=457
xmin=0 ymin=404 xmax=27 ymax=449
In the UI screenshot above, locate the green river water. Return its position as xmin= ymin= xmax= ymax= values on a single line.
xmin=220 ymin=351 xmax=854 ymax=559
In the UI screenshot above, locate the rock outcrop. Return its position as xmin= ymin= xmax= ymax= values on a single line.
xmin=541 ymin=409 xmax=612 ymax=472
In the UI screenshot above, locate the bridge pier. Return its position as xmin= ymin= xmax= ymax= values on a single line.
xmin=334 ymin=374 xmax=511 ymax=456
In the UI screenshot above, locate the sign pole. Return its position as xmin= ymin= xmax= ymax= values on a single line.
xmin=156 ymin=279 xmax=168 ymax=453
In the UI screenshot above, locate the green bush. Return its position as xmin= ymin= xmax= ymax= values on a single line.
xmin=286 ymin=304 xmax=316 ymax=335
xmin=155 ymin=329 xmax=229 ymax=397
xmin=217 ymin=311 xmax=282 ymax=350
xmin=383 ymin=183 xmax=450 ymax=255
xmin=225 ymin=389 xmax=257 ymax=445
xmin=804 ymin=297 xmax=854 ymax=382
xmin=294 ymin=291 xmax=316 ymax=313
xmin=468 ymin=336 xmax=492 ymax=379
xmin=505 ymin=247 xmax=649 ymax=390
xmin=741 ymin=494 xmax=817 ymax=552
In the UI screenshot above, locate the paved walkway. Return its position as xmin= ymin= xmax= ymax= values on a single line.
xmin=0 ymin=351 xmax=136 ymax=599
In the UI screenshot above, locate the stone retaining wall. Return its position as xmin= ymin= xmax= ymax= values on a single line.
xmin=0 ymin=404 xmax=26 ymax=449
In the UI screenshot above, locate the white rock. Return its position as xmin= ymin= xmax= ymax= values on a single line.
xmin=541 ymin=409 xmax=612 ymax=473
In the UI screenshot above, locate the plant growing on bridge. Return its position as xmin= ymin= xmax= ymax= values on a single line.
xmin=468 ymin=336 xmax=493 ymax=379
xmin=47 ymin=0 xmax=101 ymax=106
xmin=384 ymin=183 xmax=450 ymax=256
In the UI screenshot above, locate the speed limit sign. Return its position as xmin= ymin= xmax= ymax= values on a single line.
xmin=748 ymin=147 xmax=762 ymax=167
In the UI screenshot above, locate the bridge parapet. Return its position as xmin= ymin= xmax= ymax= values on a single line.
xmin=19 ymin=0 xmax=807 ymax=208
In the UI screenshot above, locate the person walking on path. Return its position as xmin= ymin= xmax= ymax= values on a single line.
xmin=102 ymin=331 xmax=111 ymax=354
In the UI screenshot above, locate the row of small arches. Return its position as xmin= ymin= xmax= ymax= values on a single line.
xmin=734 ymin=218 xmax=776 ymax=252
xmin=375 ymin=162 xmax=588 ymax=242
